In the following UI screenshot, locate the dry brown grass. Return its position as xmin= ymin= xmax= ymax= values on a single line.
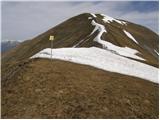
xmin=2 ymin=58 xmax=159 ymax=118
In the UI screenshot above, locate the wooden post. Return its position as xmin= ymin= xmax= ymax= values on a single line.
xmin=51 ymin=40 xmax=53 ymax=59
xmin=49 ymin=35 xmax=54 ymax=59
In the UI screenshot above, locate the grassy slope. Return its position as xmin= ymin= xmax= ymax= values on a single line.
xmin=2 ymin=13 xmax=93 ymax=64
xmin=2 ymin=59 xmax=158 ymax=119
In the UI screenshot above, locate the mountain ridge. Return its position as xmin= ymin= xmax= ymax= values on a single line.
xmin=2 ymin=13 xmax=158 ymax=68
xmin=1 ymin=13 xmax=159 ymax=118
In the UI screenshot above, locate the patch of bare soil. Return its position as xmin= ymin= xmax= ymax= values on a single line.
xmin=1 ymin=58 xmax=159 ymax=118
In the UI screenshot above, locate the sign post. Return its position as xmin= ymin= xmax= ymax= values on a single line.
xmin=49 ymin=35 xmax=54 ymax=59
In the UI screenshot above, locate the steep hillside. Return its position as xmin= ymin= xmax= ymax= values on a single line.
xmin=2 ymin=59 xmax=159 ymax=118
xmin=1 ymin=13 xmax=159 ymax=118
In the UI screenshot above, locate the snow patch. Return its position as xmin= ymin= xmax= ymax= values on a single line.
xmin=31 ymin=47 xmax=158 ymax=83
xmin=101 ymin=14 xmax=127 ymax=25
xmin=123 ymin=30 xmax=139 ymax=44
xmin=88 ymin=17 xmax=92 ymax=19
xmin=90 ymin=13 xmax=97 ymax=18
xmin=91 ymin=20 xmax=107 ymax=42
xmin=121 ymin=21 xmax=127 ymax=25
xmin=73 ymin=39 xmax=85 ymax=48
xmin=91 ymin=20 xmax=145 ymax=61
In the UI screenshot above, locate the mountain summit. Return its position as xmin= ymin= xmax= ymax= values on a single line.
xmin=2 ymin=13 xmax=159 ymax=118
xmin=2 ymin=13 xmax=158 ymax=67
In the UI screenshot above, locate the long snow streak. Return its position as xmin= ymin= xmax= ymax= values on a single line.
xmin=123 ymin=30 xmax=139 ymax=44
xmin=31 ymin=47 xmax=158 ymax=83
xmin=73 ymin=39 xmax=85 ymax=48
xmin=154 ymin=49 xmax=159 ymax=55
xmin=91 ymin=20 xmax=145 ymax=61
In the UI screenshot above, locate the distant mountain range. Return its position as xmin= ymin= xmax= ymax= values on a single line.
xmin=1 ymin=40 xmax=20 ymax=53
xmin=2 ymin=13 xmax=159 ymax=119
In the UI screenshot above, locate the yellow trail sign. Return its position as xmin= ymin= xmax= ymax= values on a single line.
xmin=49 ymin=35 xmax=54 ymax=60
xmin=49 ymin=35 xmax=54 ymax=41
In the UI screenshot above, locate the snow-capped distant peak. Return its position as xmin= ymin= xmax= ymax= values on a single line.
xmin=100 ymin=14 xmax=127 ymax=25
xmin=2 ymin=40 xmax=20 ymax=43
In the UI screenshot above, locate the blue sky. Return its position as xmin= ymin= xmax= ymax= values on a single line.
xmin=2 ymin=1 xmax=159 ymax=41
xmin=119 ymin=1 xmax=158 ymax=12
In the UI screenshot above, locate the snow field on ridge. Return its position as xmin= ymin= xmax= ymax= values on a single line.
xmin=31 ymin=47 xmax=158 ymax=83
